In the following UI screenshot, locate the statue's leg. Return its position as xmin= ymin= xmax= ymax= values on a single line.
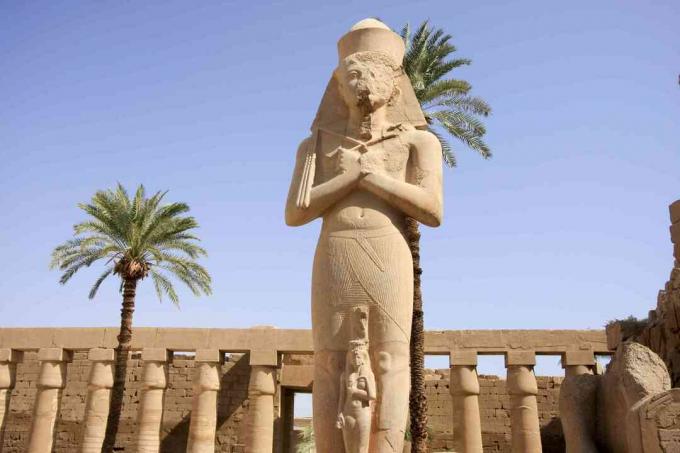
xmin=370 ymin=340 xmax=410 ymax=453
xmin=313 ymin=350 xmax=345 ymax=453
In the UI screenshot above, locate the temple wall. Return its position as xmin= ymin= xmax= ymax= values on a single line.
xmin=424 ymin=371 xmax=564 ymax=452
xmin=0 ymin=327 xmax=608 ymax=452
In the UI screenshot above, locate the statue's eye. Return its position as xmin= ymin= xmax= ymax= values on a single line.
xmin=348 ymin=70 xmax=360 ymax=80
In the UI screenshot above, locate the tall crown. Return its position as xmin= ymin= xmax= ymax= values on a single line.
xmin=337 ymin=18 xmax=405 ymax=65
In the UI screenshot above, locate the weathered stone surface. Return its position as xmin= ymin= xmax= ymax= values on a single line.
xmin=285 ymin=17 xmax=442 ymax=453
xmin=600 ymin=342 xmax=671 ymax=452
xmin=670 ymin=200 xmax=680 ymax=224
xmin=560 ymin=372 xmax=599 ymax=453
xmin=561 ymin=342 xmax=677 ymax=453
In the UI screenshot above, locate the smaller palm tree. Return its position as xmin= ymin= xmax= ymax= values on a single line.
xmin=401 ymin=21 xmax=492 ymax=167
xmin=50 ymin=183 xmax=211 ymax=451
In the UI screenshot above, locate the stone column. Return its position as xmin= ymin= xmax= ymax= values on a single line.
xmin=562 ymin=350 xmax=595 ymax=378
xmin=81 ymin=348 xmax=115 ymax=453
xmin=136 ymin=348 xmax=169 ymax=453
xmin=245 ymin=350 xmax=278 ymax=453
xmin=505 ymin=351 xmax=542 ymax=453
xmin=449 ymin=350 xmax=483 ymax=453
xmin=27 ymin=348 xmax=70 ymax=453
xmin=0 ymin=349 xmax=21 ymax=442
xmin=186 ymin=349 xmax=221 ymax=453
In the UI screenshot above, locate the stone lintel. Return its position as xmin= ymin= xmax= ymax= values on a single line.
xmin=671 ymin=223 xmax=680 ymax=244
xmin=562 ymin=350 xmax=595 ymax=367
xmin=38 ymin=347 xmax=71 ymax=362
xmin=280 ymin=364 xmax=314 ymax=389
xmin=670 ymin=200 xmax=680 ymax=224
xmin=249 ymin=349 xmax=278 ymax=367
xmin=0 ymin=348 xmax=22 ymax=363
xmin=88 ymin=347 xmax=115 ymax=362
xmin=195 ymin=349 xmax=222 ymax=363
xmin=450 ymin=350 xmax=478 ymax=367
xmin=505 ymin=350 xmax=536 ymax=367
xmin=142 ymin=348 xmax=169 ymax=363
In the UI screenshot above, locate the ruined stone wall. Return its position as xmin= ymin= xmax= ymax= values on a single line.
xmin=608 ymin=200 xmax=680 ymax=387
xmin=425 ymin=370 xmax=564 ymax=453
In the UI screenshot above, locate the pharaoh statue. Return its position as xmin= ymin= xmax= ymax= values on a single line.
xmin=285 ymin=18 xmax=443 ymax=452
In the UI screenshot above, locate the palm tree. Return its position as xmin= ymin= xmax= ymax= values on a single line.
xmin=50 ymin=183 xmax=211 ymax=452
xmin=400 ymin=21 xmax=492 ymax=452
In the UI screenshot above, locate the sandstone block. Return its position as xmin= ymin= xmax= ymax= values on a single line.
xmin=88 ymin=348 xmax=114 ymax=362
xmin=248 ymin=350 xmax=277 ymax=366
xmin=505 ymin=350 xmax=536 ymax=367
xmin=195 ymin=349 xmax=221 ymax=363
xmin=38 ymin=348 xmax=69 ymax=362
xmin=670 ymin=200 xmax=680 ymax=224
xmin=563 ymin=350 xmax=595 ymax=367
xmin=142 ymin=348 xmax=169 ymax=363
xmin=450 ymin=350 xmax=478 ymax=366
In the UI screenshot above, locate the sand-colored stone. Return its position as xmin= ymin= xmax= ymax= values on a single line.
xmin=136 ymin=348 xmax=168 ymax=453
xmin=246 ymin=365 xmax=276 ymax=453
xmin=0 ymin=327 xmax=608 ymax=355
xmin=562 ymin=350 xmax=595 ymax=377
xmin=561 ymin=342 xmax=679 ymax=453
xmin=0 ymin=349 xmax=20 ymax=446
xmin=670 ymin=200 xmax=680 ymax=225
xmin=0 ymin=327 xmax=610 ymax=452
xmin=80 ymin=348 xmax=114 ymax=453
xmin=450 ymin=350 xmax=482 ymax=453
xmin=186 ymin=349 xmax=221 ymax=453
xmin=27 ymin=348 xmax=70 ymax=453
xmin=285 ymin=18 xmax=443 ymax=452
xmin=505 ymin=351 xmax=542 ymax=453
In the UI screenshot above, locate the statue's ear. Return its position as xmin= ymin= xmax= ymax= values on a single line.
xmin=388 ymin=85 xmax=401 ymax=106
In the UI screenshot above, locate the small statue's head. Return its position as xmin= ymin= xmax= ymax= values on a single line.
xmin=348 ymin=340 xmax=369 ymax=369
xmin=336 ymin=51 xmax=400 ymax=113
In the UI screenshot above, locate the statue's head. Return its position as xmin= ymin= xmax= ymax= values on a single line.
xmin=336 ymin=51 xmax=400 ymax=113
xmin=311 ymin=19 xmax=427 ymax=133
xmin=334 ymin=19 xmax=405 ymax=114
xmin=348 ymin=340 xmax=369 ymax=369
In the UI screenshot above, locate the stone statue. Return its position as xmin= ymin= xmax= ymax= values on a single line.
xmin=285 ymin=18 xmax=443 ymax=452
xmin=337 ymin=340 xmax=376 ymax=453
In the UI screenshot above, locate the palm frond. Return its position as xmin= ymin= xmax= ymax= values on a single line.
xmin=89 ymin=267 xmax=114 ymax=299
xmin=51 ymin=183 xmax=211 ymax=307
xmin=401 ymin=20 xmax=493 ymax=165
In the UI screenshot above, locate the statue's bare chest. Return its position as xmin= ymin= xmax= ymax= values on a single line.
xmin=316 ymin=132 xmax=410 ymax=181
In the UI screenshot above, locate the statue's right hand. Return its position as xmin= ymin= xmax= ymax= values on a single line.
xmin=334 ymin=147 xmax=362 ymax=179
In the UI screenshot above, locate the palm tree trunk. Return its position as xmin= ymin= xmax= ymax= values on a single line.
xmin=406 ymin=217 xmax=428 ymax=452
xmin=102 ymin=277 xmax=137 ymax=452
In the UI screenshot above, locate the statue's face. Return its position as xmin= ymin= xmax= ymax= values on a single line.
xmin=351 ymin=349 xmax=364 ymax=368
xmin=337 ymin=52 xmax=397 ymax=112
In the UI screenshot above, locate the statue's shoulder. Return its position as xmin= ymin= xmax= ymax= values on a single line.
xmin=392 ymin=125 xmax=441 ymax=155
xmin=295 ymin=135 xmax=314 ymax=157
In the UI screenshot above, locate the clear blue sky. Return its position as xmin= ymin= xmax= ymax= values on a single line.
xmin=1 ymin=0 xmax=678 ymax=334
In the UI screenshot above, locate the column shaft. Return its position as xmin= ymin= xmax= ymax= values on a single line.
xmin=186 ymin=350 xmax=221 ymax=453
xmin=137 ymin=349 xmax=168 ymax=453
xmin=246 ymin=365 xmax=277 ymax=453
xmin=81 ymin=348 xmax=115 ymax=453
xmin=27 ymin=348 xmax=68 ymax=453
xmin=507 ymin=365 xmax=542 ymax=453
xmin=0 ymin=349 xmax=20 ymax=444
xmin=450 ymin=351 xmax=483 ymax=453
